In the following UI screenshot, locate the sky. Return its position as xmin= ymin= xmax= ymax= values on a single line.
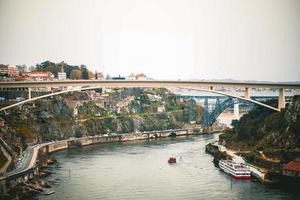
xmin=0 ymin=0 xmax=299 ymax=81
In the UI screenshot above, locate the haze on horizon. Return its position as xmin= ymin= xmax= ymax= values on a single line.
xmin=0 ymin=0 xmax=299 ymax=81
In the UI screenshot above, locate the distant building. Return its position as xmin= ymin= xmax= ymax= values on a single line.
xmin=58 ymin=64 xmax=66 ymax=80
xmin=0 ymin=65 xmax=8 ymax=76
xmin=128 ymin=73 xmax=136 ymax=80
xmin=283 ymin=159 xmax=300 ymax=177
xmin=8 ymin=66 xmax=19 ymax=77
xmin=136 ymin=73 xmax=147 ymax=80
xmin=58 ymin=72 xmax=66 ymax=80
xmin=147 ymin=94 xmax=162 ymax=101
xmin=96 ymin=72 xmax=105 ymax=80
xmin=157 ymin=105 xmax=165 ymax=113
xmin=112 ymin=75 xmax=125 ymax=80
xmin=22 ymin=71 xmax=54 ymax=81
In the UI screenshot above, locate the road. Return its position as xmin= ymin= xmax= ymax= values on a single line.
xmin=1 ymin=143 xmax=52 ymax=180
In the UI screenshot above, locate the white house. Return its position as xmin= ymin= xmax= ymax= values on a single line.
xmin=136 ymin=73 xmax=147 ymax=80
xmin=127 ymin=73 xmax=136 ymax=80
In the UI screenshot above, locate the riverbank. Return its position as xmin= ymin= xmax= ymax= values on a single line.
xmin=2 ymin=129 xmax=211 ymax=199
xmin=206 ymin=140 xmax=300 ymax=194
xmin=205 ymin=141 xmax=267 ymax=182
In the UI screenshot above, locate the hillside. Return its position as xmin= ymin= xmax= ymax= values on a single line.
xmin=220 ymin=96 xmax=300 ymax=168
xmin=0 ymin=88 xmax=204 ymax=157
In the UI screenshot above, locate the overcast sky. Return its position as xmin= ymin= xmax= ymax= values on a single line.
xmin=0 ymin=0 xmax=299 ymax=81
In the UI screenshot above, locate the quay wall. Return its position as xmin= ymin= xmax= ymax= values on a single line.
xmin=47 ymin=141 xmax=69 ymax=153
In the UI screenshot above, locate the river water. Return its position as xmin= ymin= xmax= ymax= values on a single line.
xmin=41 ymin=135 xmax=298 ymax=200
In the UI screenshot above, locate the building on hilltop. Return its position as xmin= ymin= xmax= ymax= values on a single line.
xmin=96 ymin=72 xmax=105 ymax=80
xmin=0 ymin=65 xmax=8 ymax=76
xmin=136 ymin=73 xmax=147 ymax=80
xmin=0 ymin=65 xmax=20 ymax=77
xmin=112 ymin=75 xmax=125 ymax=80
xmin=57 ymin=63 xmax=67 ymax=80
xmin=22 ymin=71 xmax=54 ymax=81
xmin=127 ymin=73 xmax=148 ymax=80
xmin=127 ymin=73 xmax=136 ymax=80
xmin=7 ymin=66 xmax=20 ymax=77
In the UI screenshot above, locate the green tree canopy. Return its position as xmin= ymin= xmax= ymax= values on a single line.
xmin=70 ymin=69 xmax=82 ymax=80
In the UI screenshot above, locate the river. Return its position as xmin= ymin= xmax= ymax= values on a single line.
xmin=41 ymin=135 xmax=298 ymax=200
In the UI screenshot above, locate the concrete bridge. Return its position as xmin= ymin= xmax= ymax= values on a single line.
xmin=0 ymin=80 xmax=300 ymax=112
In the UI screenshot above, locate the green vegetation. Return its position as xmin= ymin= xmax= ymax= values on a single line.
xmin=34 ymin=61 xmax=94 ymax=79
xmin=220 ymin=96 xmax=300 ymax=166
xmin=0 ymin=88 xmax=205 ymax=148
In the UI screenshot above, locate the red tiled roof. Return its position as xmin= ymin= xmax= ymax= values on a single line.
xmin=136 ymin=73 xmax=146 ymax=77
xmin=283 ymin=160 xmax=300 ymax=172
xmin=23 ymin=71 xmax=52 ymax=74
xmin=97 ymin=72 xmax=104 ymax=78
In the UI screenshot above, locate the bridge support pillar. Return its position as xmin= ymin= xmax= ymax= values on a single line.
xmin=278 ymin=88 xmax=285 ymax=110
xmin=244 ymin=87 xmax=251 ymax=99
xmin=234 ymin=103 xmax=239 ymax=119
xmin=28 ymin=87 xmax=31 ymax=100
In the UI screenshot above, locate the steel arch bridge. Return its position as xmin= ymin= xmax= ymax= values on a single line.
xmin=202 ymin=98 xmax=250 ymax=126
xmin=180 ymin=96 xmax=253 ymax=127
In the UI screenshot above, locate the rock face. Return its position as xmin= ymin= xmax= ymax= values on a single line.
xmin=220 ymin=96 xmax=300 ymax=165
xmin=0 ymin=88 xmax=204 ymax=152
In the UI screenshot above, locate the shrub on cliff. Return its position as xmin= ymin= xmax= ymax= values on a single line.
xmin=222 ymin=97 xmax=300 ymax=161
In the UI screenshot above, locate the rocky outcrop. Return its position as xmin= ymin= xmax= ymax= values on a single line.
xmin=0 ymin=88 xmax=204 ymax=157
xmin=220 ymin=96 xmax=300 ymax=167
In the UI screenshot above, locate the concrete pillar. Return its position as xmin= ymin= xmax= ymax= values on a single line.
xmin=278 ymin=88 xmax=285 ymax=110
xmin=244 ymin=87 xmax=251 ymax=99
xmin=28 ymin=87 xmax=31 ymax=100
xmin=204 ymin=98 xmax=209 ymax=111
xmin=234 ymin=103 xmax=239 ymax=119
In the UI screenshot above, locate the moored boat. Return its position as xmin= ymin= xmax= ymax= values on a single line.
xmin=219 ymin=160 xmax=251 ymax=179
xmin=168 ymin=157 xmax=176 ymax=164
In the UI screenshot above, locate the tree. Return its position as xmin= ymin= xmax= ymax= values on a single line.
xmin=70 ymin=69 xmax=82 ymax=80
xmin=88 ymin=71 xmax=94 ymax=80
xmin=80 ymin=65 xmax=89 ymax=80
xmin=36 ymin=61 xmax=58 ymax=76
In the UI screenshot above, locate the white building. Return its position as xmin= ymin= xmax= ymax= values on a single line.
xmin=58 ymin=72 xmax=66 ymax=80
xmin=136 ymin=73 xmax=147 ymax=80
xmin=128 ymin=73 xmax=136 ymax=80
xmin=157 ymin=105 xmax=165 ymax=112
xmin=58 ymin=62 xmax=67 ymax=80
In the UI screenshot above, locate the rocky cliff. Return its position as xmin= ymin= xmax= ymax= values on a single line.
xmin=220 ymin=96 xmax=300 ymax=168
xmin=0 ymin=88 xmax=204 ymax=156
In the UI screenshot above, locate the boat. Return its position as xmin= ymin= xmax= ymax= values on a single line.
xmin=168 ymin=157 xmax=176 ymax=164
xmin=169 ymin=132 xmax=177 ymax=137
xmin=219 ymin=160 xmax=251 ymax=179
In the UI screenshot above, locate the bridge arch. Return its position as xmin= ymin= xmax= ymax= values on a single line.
xmin=0 ymin=86 xmax=280 ymax=112
xmin=178 ymin=87 xmax=280 ymax=112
